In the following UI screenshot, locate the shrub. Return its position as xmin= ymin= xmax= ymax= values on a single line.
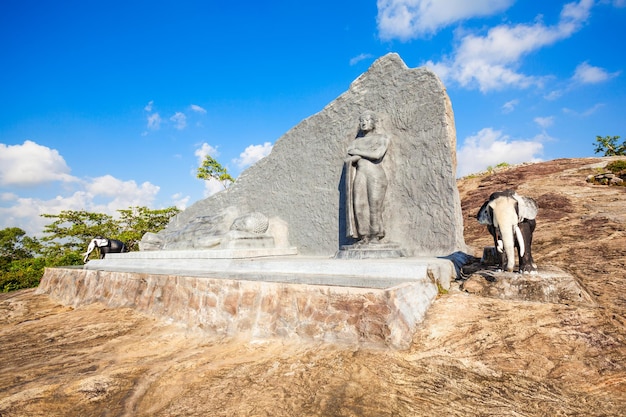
xmin=0 ymin=258 xmax=46 ymax=292
xmin=606 ymin=160 xmax=626 ymax=176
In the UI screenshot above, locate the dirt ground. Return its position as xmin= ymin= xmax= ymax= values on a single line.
xmin=1 ymin=157 xmax=625 ymax=416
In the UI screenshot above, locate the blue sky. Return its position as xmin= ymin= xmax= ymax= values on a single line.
xmin=1 ymin=0 xmax=625 ymax=236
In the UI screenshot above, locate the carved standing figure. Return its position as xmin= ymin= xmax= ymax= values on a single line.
xmin=345 ymin=111 xmax=390 ymax=244
xmin=477 ymin=190 xmax=538 ymax=273
xmin=83 ymin=237 xmax=127 ymax=262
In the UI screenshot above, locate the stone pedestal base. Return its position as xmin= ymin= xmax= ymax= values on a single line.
xmin=37 ymin=263 xmax=449 ymax=350
xmin=334 ymin=242 xmax=407 ymax=259
xmin=39 ymin=255 xmax=464 ymax=349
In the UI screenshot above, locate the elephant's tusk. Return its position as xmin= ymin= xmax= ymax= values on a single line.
xmin=514 ymin=225 xmax=525 ymax=257
xmin=496 ymin=239 xmax=504 ymax=253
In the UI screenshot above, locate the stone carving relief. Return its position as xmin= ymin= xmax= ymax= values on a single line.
xmin=141 ymin=54 xmax=468 ymax=257
xmin=230 ymin=212 xmax=270 ymax=234
xmin=140 ymin=207 xmax=287 ymax=251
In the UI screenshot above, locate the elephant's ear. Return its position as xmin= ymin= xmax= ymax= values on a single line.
xmin=477 ymin=200 xmax=493 ymax=225
xmin=513 ymin=194 xmax=538 ymax=221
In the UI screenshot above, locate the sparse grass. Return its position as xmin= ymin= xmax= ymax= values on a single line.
xmin=486 ymin=162 xmax=511 ymax=173
xmin=462 ymin=162 xmax=515 ymax=179
xmin=606 ymin=159 xmax=626 ymax=175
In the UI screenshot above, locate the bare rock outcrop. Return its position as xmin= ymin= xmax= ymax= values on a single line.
xmin=1 ymin=158 xmax=625 ymax=416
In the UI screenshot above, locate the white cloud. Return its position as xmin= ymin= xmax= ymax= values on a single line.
xmin=562 ymin=103 xmax=605 ymax=117
xmin=457 ymin=128 xmax=544 ymax=177
xmin=194 ymin=143 xmax=219 ymax=165
xmin=1 ymin=192 xmax=18 ymax=201
xmin=543 ymin=62 xmax=618 ymax=102
xmin=202 ymin=178 xmax=226 ymax=198
xmin=86 ymin=174 xmax=159 ymax=202
xmin=425 ymin=0 xmax=595 ymax=92
xmin=147 ymin=113 xmax=162 ymax=130
xmin=572 ymin=61 xmax=620 ymax=84
xmin=581 ymin=103 xmax=605 ymax=116
xmin=190 ymin=104 xmax=207 ymax=113
xmin=534 ymin=116 xmax=554 ymax=129
xmin=544 ymin=90 xmax=563 ymax=101
xmin=350 ymin=53 xmax=374 ymax=66
xmin=0 ymin=177 xmax=160 ymax=237
xmin=502 ymin=99 xmax=519 ymax=113
xmin=144 ymin=100 xmax=154 ymax=112
xmin=0 ymin=192 xmax=93 ymax=237
xmin=0 ymin=140 xmax=77 ymax=186
xmin=0 ymin=140 xmax=163 ymax=236
xmin=234 ymin=142 xmax=273 ymax=169
xmin=377 ymin=0 xmax=514 ymax=40
xmin=170 ymin=112 xmax=187 ymax=130
xmin=8 ymin=197 xmax=89 ymax=237
xmin=561 ymin=0 xmax=594 ymax=24
xmin=171 ymin=192 xmax=190 ymax=210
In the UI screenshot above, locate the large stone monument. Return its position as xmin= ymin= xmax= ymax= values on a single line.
xmin=143 ymin=53 xmax=466 ymax=257
xmin=44 ymin=53 xmax=470 ymax=349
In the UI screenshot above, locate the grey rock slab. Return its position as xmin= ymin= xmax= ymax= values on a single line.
xmin=150 ymin=53 xmax=466 ymax=257
xmin=460 ymin=266 xmax=595 ymax=306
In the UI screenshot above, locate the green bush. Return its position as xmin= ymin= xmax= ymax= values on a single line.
xmin=0 ymin=258 xmax=46 ymax=292
xmin=606 ymin=160 xmax=626 ymax=175
xmin=0 ymin=253 xmax=84 ymax=292
xmin=0 ymin=205 xmax=179 ymax=292
xmin=46 ymin=252 xmax=84 ymax=267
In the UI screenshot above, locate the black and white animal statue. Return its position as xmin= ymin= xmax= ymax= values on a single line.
xmin=477 ymin=190 xmax=538 ymax=273
xmin=83 ymin=236 xmax=128 ymax=263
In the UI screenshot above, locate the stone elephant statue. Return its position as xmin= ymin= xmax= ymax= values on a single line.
xmin=477 ymin=190 xmax=538 ymax=273
xmin=83 ymin=237 xmax=128 ymax=263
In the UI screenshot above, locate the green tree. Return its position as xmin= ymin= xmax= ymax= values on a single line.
xmin=40 ymin=210 xmax=118 ymax=258
xmin=0 ymin=227 xmax=41 ymax=261
xmin=593 ymin=135 xmax=626 ymax=156
xmin=42 ymin=206 xmax=180 ymax=259
xmin=1 ymin=206 xmax=181 ymax=292
xmin=116 ymin=206 xmax=180 ymax=251
xmin=0 ymin=228 xmax=44 ymax=292
xmin=197 ymin=155 xmax=235 ymax=189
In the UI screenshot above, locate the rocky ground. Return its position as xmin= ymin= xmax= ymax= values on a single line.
xmin=1 ymin=157 xmax=625 ymax=416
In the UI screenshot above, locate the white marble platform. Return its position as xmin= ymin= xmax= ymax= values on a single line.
xmin=84 ymin=250 xmax=459 ymax=290
xmin=104 ymin=247 xmax=299 ymax=259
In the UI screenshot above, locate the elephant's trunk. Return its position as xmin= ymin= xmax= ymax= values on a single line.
xmin=83 ymin=239 xmax=96 ymax=263
xmin=490 ymin=196 xmax=519 ymax=272
xmin=499 ymin=225 xmax=516 ymax=272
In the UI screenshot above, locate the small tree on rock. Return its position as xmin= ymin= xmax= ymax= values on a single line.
xmin=197 ymin=155 xmax=234 ymax=189
xmin=593 ymin=135 xmax=626 ymax=156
